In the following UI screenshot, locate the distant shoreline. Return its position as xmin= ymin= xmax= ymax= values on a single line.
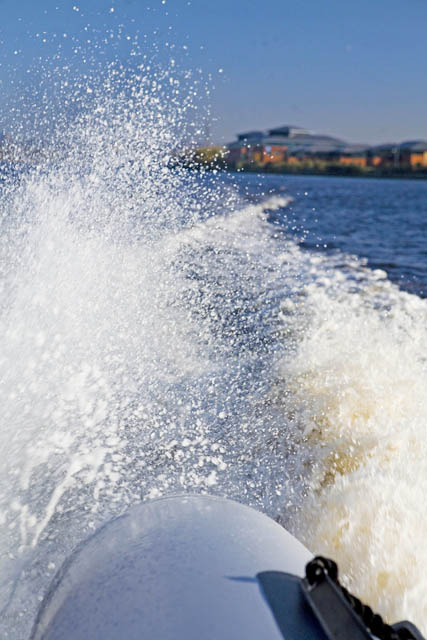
xmin=183 ymin=144 xmax=427 ymax=181
xmin=226 ymin=164 xmax=427 ymax=181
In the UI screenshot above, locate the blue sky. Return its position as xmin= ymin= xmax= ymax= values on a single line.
xmin=0 ymin=0 xmax=426 ymax=144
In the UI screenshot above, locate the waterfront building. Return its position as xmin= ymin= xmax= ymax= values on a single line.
xmin=227 ymin=125 xmax=369 ymax=168
xmin=227 ymin=125 xmax=427 ymax=171
xmin=399 ymin=141 xmax=427 ymax=168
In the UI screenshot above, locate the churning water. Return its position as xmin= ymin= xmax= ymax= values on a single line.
xmin=1 ymin=57 xmax=427 ymax=637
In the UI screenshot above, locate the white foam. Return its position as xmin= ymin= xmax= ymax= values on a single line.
xmin=276 ymin=258 xmax=427 ymax=631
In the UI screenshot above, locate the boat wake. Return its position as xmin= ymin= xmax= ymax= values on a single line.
xmin=1 ymin=55 xmax=427 ymax=638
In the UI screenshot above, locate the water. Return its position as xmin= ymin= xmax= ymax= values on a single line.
xmin=233 ymin=172 xmax=427 ymax=297
xmin=1 ymin=62 xmax=427 ymax=637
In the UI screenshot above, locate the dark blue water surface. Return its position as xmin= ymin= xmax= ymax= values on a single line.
xmin=229 ymin=173 xmax=427 ymax=298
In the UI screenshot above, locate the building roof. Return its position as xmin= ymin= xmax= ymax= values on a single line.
xmin=370 ymin=143 xmax=397 ymax=152
xmin=267 ymin=125 xmax=311 ymax=137
xmin=228 ymin=126 xmax=347 ymax=152
xmin=252 ymin=133 xmax=346 ymax=152
xmin=227 ymin=125 xmax=427 ymax=156
xmin=399 ymin=140 xmax=427 ymax=152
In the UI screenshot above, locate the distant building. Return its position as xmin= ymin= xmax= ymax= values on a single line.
xmin=227 ymin=124 xmax=368 ymax=167
xmin=399 ymin=141 xmax=427 ymax=168
xmin=367 ymin=144 xmax=401 ymax=169
xmin=367 ymin=141 xmax=427 ymax=169
xmin=227 ymin=125 xmax=427 ymax=171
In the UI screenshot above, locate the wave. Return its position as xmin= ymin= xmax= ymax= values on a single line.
xmin=274 ymin=246 xmax=427 ymax=630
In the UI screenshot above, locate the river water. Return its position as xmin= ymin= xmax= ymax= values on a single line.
xmin=1 ymin=70 xmax=427 ymax=637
